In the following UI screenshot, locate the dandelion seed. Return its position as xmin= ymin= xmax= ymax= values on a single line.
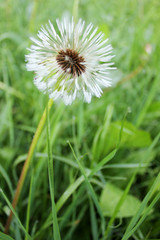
xmin=25 ymin=18 xmax=115 ymax=105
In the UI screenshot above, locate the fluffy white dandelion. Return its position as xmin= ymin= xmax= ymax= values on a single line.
xmin=25 ymin=18 xmax=115 ymax=105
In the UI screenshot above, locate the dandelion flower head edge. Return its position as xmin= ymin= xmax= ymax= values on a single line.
xmin=25 ymin=18 xmax=115 ymax=105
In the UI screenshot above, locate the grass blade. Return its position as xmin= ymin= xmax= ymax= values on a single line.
xmin=89 ymin=197 xmax=99 ymax=240
xmin=90 ymin=148 xmax=117 ymax=176
xmin=136 ymin=76 xmax=159 ymax=127
xmin=104 ymin=172 xmax=136 ymax=238
xmin=59 ymin=184 xmax=85 ymax=230
xmin=46 ymin=100 xmax=61 ymax=240
xmin=0 ymin=164 xmax=13 ymax=197
xmin=122 ymin=172 xmax=160 ymax=240
xmin=25 ymin=170 xmax=34 ymax=240
xmin=65 ymin=205 xmax=87 ymax=240
xmin=68 ymin=141 xmax=105 ymax=237
xmin=0 ymin=189 xmax=32 ymax=240
xmin=123 ymin=192 xmax=160 ymax=240
xmin=0 ymin=232 xmax=15 ymax=240
xmin=34 ymin=147 xmax=117 ymax=238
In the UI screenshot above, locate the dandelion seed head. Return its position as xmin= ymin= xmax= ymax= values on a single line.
xmin=25 ymin=18 xmax=115 ymax=105
xmin=56 ymin=48 xmax=86 ymax=77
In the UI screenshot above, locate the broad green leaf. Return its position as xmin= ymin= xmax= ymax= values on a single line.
xmin=92 ymin=119 xmax=152 ymax=161
xmin=102 ymin=120 xmax=152 ymax=156
xmin=118 ymin=121 xmax=152 ymax=148
xmin=100 ymin=182 xmax=141 ymax=217
xmin=103 ymin=132 xmax=160 ymax=188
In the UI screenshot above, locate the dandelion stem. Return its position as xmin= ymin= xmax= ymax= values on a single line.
xmin=4 ymin=98 xmax=53 ymax=233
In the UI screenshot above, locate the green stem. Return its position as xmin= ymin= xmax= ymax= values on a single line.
xmin=46 ymin=100 xmax=61 ymax=239
xmin=25 ymin=169 xmax=34 ymax=240
xmin=29 ymin=0 xmax=38 ymax=33
xmin=4 ymin=98 xmax=53 ymax=233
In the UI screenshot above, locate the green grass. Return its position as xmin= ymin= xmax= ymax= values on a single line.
xmin=0 ymin=0 xmax=160 ymax=239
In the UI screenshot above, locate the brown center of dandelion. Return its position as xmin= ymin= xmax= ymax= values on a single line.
xmin=56 ymin=49 xmax=86 ymax=77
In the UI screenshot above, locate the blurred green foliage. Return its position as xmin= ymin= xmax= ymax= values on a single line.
xmin=0 ymin=0 xmax=160 ymax=239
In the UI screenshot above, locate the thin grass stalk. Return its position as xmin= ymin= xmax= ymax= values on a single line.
xmin=68 ymin=141 xmax=105 ymax=237
xmin=25 ymin=170 xmax=34 ymax=240
xmin=0 ymin=189 xmax=32 ymax=240
xmin=46 ymin=99 xmax=61 ymax=239
xmin=4 ymin=98 xmax=53 ymax=233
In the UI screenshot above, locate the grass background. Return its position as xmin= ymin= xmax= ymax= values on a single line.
xmin=0 ymin=0 xmax=160 ymax=239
